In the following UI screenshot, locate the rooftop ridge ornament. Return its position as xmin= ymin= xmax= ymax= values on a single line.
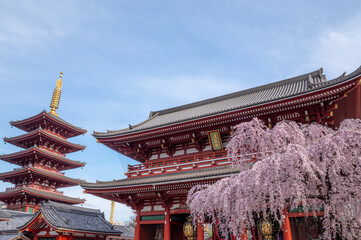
xmin=49 ymin=72 xmax=63 ymax=117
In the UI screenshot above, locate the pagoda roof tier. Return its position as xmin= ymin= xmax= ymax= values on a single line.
xmin=94 ymin=66 xmax=361 ymax=141
xmin=10 ymin=110 xmax=87 ymax=138
xmin=0 ymin=166 xmax=82 ymax=187
xmin=82 ymin=164 xmax=250 ymax=191
xmin=0 ymin=146 xmax=85 ymax=170
xmin=0 ymin=186 xmax=85 ymax=205
xmin=4 ymin=128 xmax=86 ymax=154
xmin=18 ymin=201 xmax=122 ymax=235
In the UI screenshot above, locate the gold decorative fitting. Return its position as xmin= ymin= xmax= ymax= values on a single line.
xmin=49 ymin=72 xmax=63 ymax=116
xmin=335 ymin=103 xmax=338 ymax=109
xmin=330 ymin=111 xmax=333 ymax=117
xmin=344 ymin=93 xmax=348 ymax=97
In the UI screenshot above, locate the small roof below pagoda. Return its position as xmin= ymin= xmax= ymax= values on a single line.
xmin=0 ymin=210 xmax=34 ymax=232
xmin=0 ymin=146 xmax=85 ymax=170
xmin=3 ymin=128 xmax=86 ymax=154
xmin=18 ymin=201 xmax=122 ymax=235
xmin=93 ymin=66 xmax=361 ymax=138
xmin=0 ymin=186 xmax=85 ymax=205
xmin=0 ymin=233 xmax=30 ymax=240
xmin=0 ymin=166 xmax=82 ymax=187
xmin=10 ymin=111 xmax=86 ymax=138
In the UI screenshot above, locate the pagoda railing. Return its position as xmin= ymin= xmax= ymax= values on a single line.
xmin=126 ymin=150 xmax=262 ymax=178
xmin=13 ymin=165 xmax=65 ymax=175
xmin=6 ymin=185 xmax=64 ymax=195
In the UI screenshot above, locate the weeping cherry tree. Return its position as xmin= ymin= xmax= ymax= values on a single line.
xmin=187 ymin=118 xmax=361 ymax=239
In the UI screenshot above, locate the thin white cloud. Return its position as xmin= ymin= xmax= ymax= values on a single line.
xmin=308 ymin=14 xmax=361 ymax=78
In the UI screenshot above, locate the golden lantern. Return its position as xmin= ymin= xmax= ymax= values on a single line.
xmin=258 ymin=218 xmax=280 ymax=240
xmin=183 ymin=216 xmax=197 ymax=240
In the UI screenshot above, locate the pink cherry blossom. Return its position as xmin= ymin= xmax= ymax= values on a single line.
xmin=187 ymin=118 xmax=361 ymax=239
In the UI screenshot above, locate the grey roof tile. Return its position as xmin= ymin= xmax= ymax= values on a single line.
xmin=0 ymin=212 xmax=34 ymax=232
xmin=4 ymin=127 xmax=86 ymax=151
xmin=0 ymin=147 xmax=85 ymax=169
xmin=10 ymin=110 xmax=87 ymax=136
xmin=93 ymin=66 xmax=361 ymax=137
xmin=18 ymin=201 xmax=122 ymax=235
xmin=113 ymin=225 xmax=134 ymax=238
xmin=0 ymin=166 xmax=82 ymax=186
xmin=0 ymin=233 xmax=30 ymax=240
xmin=81 ymin=164 xmax=251 ymax=189
xmin=0 ymin=187 xmax=84 ymax=204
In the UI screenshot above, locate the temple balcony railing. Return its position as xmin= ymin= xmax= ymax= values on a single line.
xmin=126 ymin=150 xmax=262 ymax=178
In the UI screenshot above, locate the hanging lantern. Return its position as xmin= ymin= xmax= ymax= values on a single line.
xmin=258 ymin=218 xmax=280 ymax=240
xmin=183 ymin=216 xmax=197 ymax=240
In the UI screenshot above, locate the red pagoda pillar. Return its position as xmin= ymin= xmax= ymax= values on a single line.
xmin=0 ymin=73 xmax=86 ymax=212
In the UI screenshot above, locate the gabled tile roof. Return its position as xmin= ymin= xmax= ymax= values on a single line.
xmin=82 ymin=164 xmax=251 ymax=189
xmin=0 ymin=233 xmax=29 ymax=240
xmin=0 ymin=166 xmax=82 ymax=186
xmin=113 ymin=225 xmax=134 ymax=238
xmin=0 ymin=147 xmax=85 ymax=170
xmin=0 ymin=187 xmax=85 ymax=204
xmin=19 ymin=201 xmax=122 ymax=235
xmin=93 ymin=66 xmax=361 ymax=137
xmin=3 ymin=127 xmax=86 ymax=153
xmin=0 ymin=211 xmax=34 ymax=233
xmin=10 ymin=110 xmax=86 ymax=137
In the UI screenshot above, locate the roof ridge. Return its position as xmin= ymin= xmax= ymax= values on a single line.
xmin=151 ymin=69 xmax=323 ymax=116
xmin=45 ymin=200 xmax=101 ymax=214
xmin=0 ymin=146 xmax=86 ymax=168
xmin=85 ymin=165 xmax=237 ymax=186
xmin=10 ymin=110 xmax=87 ymax=135
xmin=4 ymin=127 xmax=86 ymax=150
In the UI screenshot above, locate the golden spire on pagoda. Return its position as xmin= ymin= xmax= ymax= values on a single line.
xmin=49 ymin=72 xmax=63 ymax=116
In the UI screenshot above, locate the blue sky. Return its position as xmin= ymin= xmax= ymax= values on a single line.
xmin=1 ymin=0 xmax=361 ymax=223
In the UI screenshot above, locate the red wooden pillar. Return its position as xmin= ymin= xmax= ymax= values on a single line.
xmin=282 ymin=209 xmax=292 ymax=240
xmin=241 ymin=228 xmax=248 ymax=240
xmin=25 ymin=206 xmax=29 ymax=213
xmin=134 ymin=207 xmax=141 ymax=240
xmin=356 ymin=84 xmax=360 ymax=119
xmin=164 ymin=207 xmax=171 ymax=240
xmin=197 ymin=219 xmax=204 ymax=240
xmin=251 ymin=227 xmax=258 ymax=240
xmin=58 ymin=234 xmax=69 ymax=240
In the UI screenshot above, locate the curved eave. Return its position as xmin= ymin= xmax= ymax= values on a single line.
xmin=4 ymin=128 xmax=86 ymax=153
xmin=81 ymin=165 xmax=244 ymax=191
xmin=10 ymin=110 xmax=87 ymax=137
xmin=18 ymin=211 xmax=121 ymax=235
xmin=0 ymin=167 xmax=81 ymax=186
xmin=0 ymin=187 xmax=85 ymax=204
xmin=93 ymin=66 xmax=361 ymax=140
xmin=0 ymin=147 xmax=86 ymax=169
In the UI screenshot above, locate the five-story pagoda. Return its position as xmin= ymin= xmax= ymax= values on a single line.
xmin=0 ymin=73 xmax=87 ymax=213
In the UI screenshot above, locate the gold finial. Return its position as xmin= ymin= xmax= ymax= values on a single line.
xmin=49 ymin=72 xmax=63 ymax=116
